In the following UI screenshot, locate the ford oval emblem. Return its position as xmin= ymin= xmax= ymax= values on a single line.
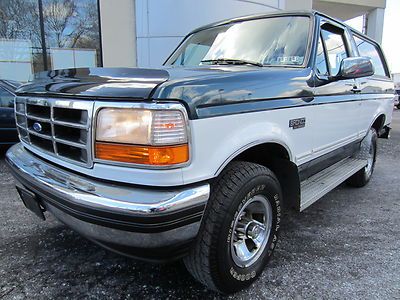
xmin=33 ymin=122 xmax=43 ymax=133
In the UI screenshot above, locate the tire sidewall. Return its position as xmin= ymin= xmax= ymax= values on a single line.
xmin=363 ymin=128 xmax=378 ymax=182
xmin=214 ymin=174 xmax=281 ymax=293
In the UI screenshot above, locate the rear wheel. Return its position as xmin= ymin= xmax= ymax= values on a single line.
xmin=347 ymin=128 xmax=377 ymax=187
xmin=184 ymin=161 xmax=282 ymax=294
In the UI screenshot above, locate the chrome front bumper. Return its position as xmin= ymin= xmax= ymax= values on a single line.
xmin=6 ymin=144 xmax=210 ymax=261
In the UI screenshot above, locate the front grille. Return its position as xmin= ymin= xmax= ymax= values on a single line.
xmin=15 ymin=97 xmax=94 ymax=167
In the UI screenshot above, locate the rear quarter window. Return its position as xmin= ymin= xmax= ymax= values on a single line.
xmin=353 ymin=35 xmax=388 ymax=77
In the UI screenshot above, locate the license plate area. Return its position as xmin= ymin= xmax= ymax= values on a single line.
xmin=16 ymin=186 xmax=45 ymax=220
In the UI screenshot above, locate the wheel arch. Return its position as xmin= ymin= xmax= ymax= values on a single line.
xmin=370 ymin=113 xmax=386 ymax=133
xmin=215 ymin=141 xmax=300 ymax=211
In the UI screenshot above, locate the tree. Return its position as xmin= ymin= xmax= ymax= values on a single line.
xmin=0 ymin=0 xmax=42 ymax=48
xmin=43 ymin=0 xmax=99 ymax=49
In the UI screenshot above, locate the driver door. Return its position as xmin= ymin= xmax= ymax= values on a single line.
xmin=311 ymin=21 xmax=361 ymax=167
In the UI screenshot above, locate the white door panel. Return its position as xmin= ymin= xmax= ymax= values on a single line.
xmin=181 ymin=101 xmax=361 ymax=184
xmin=306 ymin=97 xmax=362 ymax=159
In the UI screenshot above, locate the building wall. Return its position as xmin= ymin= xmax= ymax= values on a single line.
xmin=99 ymin=0 xmax=137 ymax=67
xmin=135 ymin=0 xmax=284 ymax=68
xmin=366 ymin=8 xmax=385 ymax=43
xmin=97 ymin=0 xmax=386 ymax=69
xmin=285 ymin=0 xmax=312 ymax=10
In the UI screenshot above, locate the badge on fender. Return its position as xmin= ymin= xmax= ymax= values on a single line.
xmin=289 ymin=118 xmax=306 ymax=129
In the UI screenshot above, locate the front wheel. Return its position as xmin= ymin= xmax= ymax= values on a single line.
xmin=184 ymin=161 xmax=282 ymax=294
xmin=347 ymin=128 xmax=377 ymax=187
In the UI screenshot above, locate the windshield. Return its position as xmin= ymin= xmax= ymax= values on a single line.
xmin=165 ymin=16 xmax=311 ymax=67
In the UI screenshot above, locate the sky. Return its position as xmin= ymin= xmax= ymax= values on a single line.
xmin=345 ymin=0 xmax=400 ymax=74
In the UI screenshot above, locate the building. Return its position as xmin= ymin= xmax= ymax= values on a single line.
xmin=0 ymin=0 xmax=386 ymax=82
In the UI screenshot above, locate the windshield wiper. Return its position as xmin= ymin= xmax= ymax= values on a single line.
xmin=200 ymin=58 xmax=263 ymax=67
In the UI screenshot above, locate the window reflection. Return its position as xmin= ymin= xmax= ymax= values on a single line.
xmin=321 ymin=28 xmax=348 ymax=76
xmin=166 ymin=16 xmax=310 ymax=67
xmin=316 ymin=34 xmax=328 ymax=76
xmin=354 ymin=36 xmax=386 ymax=77
xmin=0 ymin=0 xmax=101 ymax=83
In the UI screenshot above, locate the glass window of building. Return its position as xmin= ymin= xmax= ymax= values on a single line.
xmin=0 ymin=0 xmax=102 ymax=83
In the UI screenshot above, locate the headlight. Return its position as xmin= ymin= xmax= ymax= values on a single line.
xmin=96 ymin=108 xmax=153 ymax=145
xmin=95 ymin=108 xmax=189 ymax=166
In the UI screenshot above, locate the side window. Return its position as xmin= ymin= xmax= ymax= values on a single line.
xmin=321 ymin=27 xmax=348 ymax=76
xmin=315 ymin=34 xmax=329 ymax=76
xmin=0 ymin=87 xmax=15 ymax=108
xmin=353 ymin=36 xmax=387 ymax=77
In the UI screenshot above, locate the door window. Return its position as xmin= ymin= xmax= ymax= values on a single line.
xmin=320 ymin=26 xmax=348 ymax=76
xmin=315 ymin=34 xmax=329 ymax=76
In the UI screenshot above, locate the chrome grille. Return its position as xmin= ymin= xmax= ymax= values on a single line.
xmin=15 ymin=97 xmax=93 ymax=167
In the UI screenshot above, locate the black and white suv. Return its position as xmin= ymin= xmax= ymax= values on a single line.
xmin=6 ymin=11 xmax=394 ymax=293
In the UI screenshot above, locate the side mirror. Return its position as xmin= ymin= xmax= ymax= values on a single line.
xmin=337 ymin=56 xmax=374 ymax=79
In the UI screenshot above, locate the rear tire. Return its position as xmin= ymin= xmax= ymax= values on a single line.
xmin=184 ymin=161 xmax=282 ymax=294
xmin=347 ymin=128 xmax=377 ymax=187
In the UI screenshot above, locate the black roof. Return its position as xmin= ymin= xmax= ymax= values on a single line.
xmin=188 ymin=10 xmax=315 ymax=35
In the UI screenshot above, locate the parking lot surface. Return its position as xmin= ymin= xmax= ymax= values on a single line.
xmin=1 ymin=110 xmax=399 ymax=299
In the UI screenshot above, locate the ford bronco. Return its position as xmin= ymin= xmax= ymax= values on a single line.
xmin=6 ymin=11 xmax=394 ymax=293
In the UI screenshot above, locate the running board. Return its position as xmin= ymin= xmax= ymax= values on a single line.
xmin=300 ymin=158 xmax=367 ymax=211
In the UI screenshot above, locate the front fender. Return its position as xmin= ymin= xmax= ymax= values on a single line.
xmin=181 ymin=113 xmax=295 ymax=184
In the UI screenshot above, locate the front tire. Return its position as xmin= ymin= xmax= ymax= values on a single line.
xmin=347 ymin=128 xmax=377 ymax=187
xmin=184 ymin=161 xmax=282 ymax=294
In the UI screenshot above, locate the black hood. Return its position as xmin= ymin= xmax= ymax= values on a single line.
xmin=17 ymin=66 xmax=314 ymax=118
xmin=16 ymin=68 xmax=170 ymax=100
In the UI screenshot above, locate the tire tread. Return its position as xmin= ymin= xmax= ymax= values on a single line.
xmin=184 ymin=161 xmax=279 ymax=292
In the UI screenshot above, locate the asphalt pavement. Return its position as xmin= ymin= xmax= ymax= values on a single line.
xmin=1 ymin=110 xmax=399 ymax=299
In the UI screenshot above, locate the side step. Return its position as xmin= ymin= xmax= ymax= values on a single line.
xmin=300 ymin=157 xmax=367 ymax=211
